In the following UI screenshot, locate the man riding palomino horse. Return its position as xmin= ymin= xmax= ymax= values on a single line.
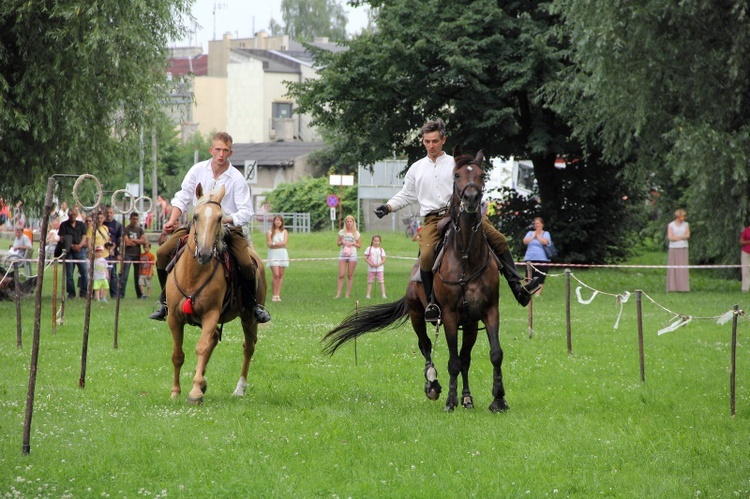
xmin=148 ymin=131 xmax=271 ymax=323
xmin=374 ymin=118 xmax=541 ymax=322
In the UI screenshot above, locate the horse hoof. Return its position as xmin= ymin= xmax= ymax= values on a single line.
xmin=424 ymin=380 xmax=442 ymax=401
xmin=425 ymin=389 xmax=440 ymax=401
xmin=489 ymin=399 xmax=509 ymax=413
xmin=444 ymin=405 xmax=455 ymax=413
xmin=462 ymin=395 xmax=474 ymax=409
xmin=187 ymin=395 xmax=204 ymax=405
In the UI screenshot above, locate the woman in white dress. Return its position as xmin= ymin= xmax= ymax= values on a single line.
xmin=266 ymin=215 xmax=289 ymax=302
xmin=667 ymin=208 xmax=690 ymax=292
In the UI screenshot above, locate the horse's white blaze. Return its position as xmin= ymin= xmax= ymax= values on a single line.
xmin=200 ymin=205 xmax=215 ymax=250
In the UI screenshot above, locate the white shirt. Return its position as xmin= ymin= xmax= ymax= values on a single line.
xmin=387 ymin=152 xmax=454 ymax=215
xmin=171 ymin=159 xmax=254 ymax=226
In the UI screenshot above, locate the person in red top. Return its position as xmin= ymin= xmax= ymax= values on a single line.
xmin=740 ymin=224 xmax=750 ymax=292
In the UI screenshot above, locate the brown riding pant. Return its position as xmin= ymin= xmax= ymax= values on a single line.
xmin=418 ymin=215 xmax=509 ymax=272
xmin=156 ymin=225 xmax=257 ymax=280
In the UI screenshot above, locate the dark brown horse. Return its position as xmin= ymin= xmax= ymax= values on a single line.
xmin=166 ymin=183 xmax=266 ymax=404
xmin=324 ymin=150 xmax=509 ymax=412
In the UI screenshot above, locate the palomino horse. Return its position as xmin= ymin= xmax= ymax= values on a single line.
xmin=324 ymin=149 xmax=509 ymax=412
xmin=166 ymin=183 xmax=267 ymax=404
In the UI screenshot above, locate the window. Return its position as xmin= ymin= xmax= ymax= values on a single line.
xmin=272 ymin=102 xmax=293 ymax=119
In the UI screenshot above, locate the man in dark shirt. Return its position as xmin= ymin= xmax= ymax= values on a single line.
xmin=121 ymin=212 xmax=147 ymax=298
xmin=57 ymin=206 xmax=89 ymax=298
xmin=103 ymin=205 xmax=123 ymax=298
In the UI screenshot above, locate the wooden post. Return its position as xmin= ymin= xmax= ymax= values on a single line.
xmin=636 ymin=290 xmax=645 ymax=383
xmin=79 ymin=231 xmax=97 ymax=388
xmin=354 ymin=301 xmax=359 ymax=366
xmin=52 ymin=260 xmax=58 ymax=334
xmin=14 ymin=262 xmax=22 ymax=349
xmin=527 ymin=263 xmax=533 ymax=339
xmin=24 ymin=176 xmax=57 ymax=455
xmin=565 ymin=269 xmax=572 ymax=355
xmin=731 ymin=304 xmax=738 ymax=417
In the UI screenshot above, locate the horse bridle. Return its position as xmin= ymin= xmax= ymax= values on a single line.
xmin=192 ymin=199 xmax=223 ymax=260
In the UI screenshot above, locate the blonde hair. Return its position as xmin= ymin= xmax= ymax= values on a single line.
xmin=343 ymin=215 xmax=358 ymax=232
xmin=674 ymin=209 xmax=686 ymax=218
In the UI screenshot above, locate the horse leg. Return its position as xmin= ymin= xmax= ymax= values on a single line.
xmin=233 ymin=312 xmax=258 ymax=397
xmin=410 ymin=310 xmax=441 ymax=401
xmin=443 ymin=322 xmax=461 ymax=412
xmin=168 ymin=318 xmax=185 ymax=400
xmin=188 ymin=313 xmax=221 ymax=404
xmin=485 ymin=312 xmax=509 ymax=412
xmin=459 ymin=323 xmax=479 ymax=409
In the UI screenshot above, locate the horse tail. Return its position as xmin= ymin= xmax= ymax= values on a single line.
xmin=322 ymin=297 xmax=410 ymax=355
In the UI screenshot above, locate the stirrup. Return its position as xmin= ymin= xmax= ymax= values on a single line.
xmin=424 ymin=302 xmax=441 ymax=323
xmin=521 ymin=277 xmax=542 ymax=296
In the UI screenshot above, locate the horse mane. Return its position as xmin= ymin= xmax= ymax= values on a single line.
xmin=194 ymin=189 xmax=227 ymax=253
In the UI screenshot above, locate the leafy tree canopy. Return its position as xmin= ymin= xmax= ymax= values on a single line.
xmin=288 ymin=0 xmax=639 ymax=262
xmin=0 ymin=0 xmax=191 ymax=211
xmin=550 ymin=0 xmax=750 ymax=264
xmin=281 ymin=0 xmax=348 ymax=42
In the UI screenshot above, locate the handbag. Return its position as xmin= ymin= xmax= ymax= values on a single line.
xmin=543 ymin=241 xmax=558 ymax=260
xmin=54 ymin=235 xmax=72 ymax=258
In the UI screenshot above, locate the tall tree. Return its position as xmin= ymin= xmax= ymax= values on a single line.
xmin=550 ymin=0 xmax=750 ymax=263
xmin=281 ymin=0 xmax=347 ymax=42
xmin=289 ymin=0 xmax=639 ymax=262
xmin=0 ymin=0 xmax=191 ymax=207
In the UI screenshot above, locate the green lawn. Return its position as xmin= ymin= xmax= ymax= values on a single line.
xmin=1 ymin=231 xmax=748 ymax=497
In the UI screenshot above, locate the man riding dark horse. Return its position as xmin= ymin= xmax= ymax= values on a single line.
xmin=148 ymin=131 xmax=270 ymax=324
xmin=374 ymin=118 xmax=541 ymax=322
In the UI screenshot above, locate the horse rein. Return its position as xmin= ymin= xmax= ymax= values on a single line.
xmin=192 ymin=199 xmax=223 ymax=260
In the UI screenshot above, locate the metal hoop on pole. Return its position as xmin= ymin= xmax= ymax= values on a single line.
xmin=72 ymin=174 xmax=103 ymax=212
xmin=134 ymin=196 xmax=153 ymax=215
xmin=111 ymin=189 xmax=135 ymax=214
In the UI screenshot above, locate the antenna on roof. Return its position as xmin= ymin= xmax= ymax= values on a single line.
xmin=212 ymin=1 xmax=227 ymax=40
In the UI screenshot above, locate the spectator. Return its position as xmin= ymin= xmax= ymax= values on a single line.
xmin=57 ymin=206 xmax=89 ymax=299
xmin=523 ymin=217 xmax=552 ymax=297
xmin=13 ymin=200 xmax=26 ymax=229
xmin=741 ymin=222 xmax=750 ymax=292
xmin=121 ymin=212 xmax=147 ymax=298
xmin=364 ymin=234 xmax=387 ymax=299
xmin=335 ymin=215 xmax=361 ymax=299
xmin=45 ymin=220 xmax=60 ymax=259
xmin=139 ymin=241 xmax=155 ymax=299
xmin=103 ymin=206 xmax=123 ymax=298
xmin=667 ymin=208 xmax=690 ymax=292
xmin=92 ymin=246 xmax=110 ymax=303
xmin=265 ymin=215 xmax=289 ymax=302
xmin=0 ymin=197 xmax=8 ymax=231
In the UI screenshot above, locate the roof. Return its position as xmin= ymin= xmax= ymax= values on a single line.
xmin=231 ymin=142 xmax=326 ymax=167
xmin=166 ymin=54 xmax=209 ymax=77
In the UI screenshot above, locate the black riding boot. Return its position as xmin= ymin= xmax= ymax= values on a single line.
xmin=420 ymin=269 xmax=441 ymax=323
xmin=148 ymin=269 xmax=169 ymax=321
xmin=242 ymin=273 xmax=271 ymax=324
xmin=497 ymin=250 xmax=542 ymax=307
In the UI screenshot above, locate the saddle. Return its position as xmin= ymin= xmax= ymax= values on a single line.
xmin=166 ymin=233 xmax=246 ymax=326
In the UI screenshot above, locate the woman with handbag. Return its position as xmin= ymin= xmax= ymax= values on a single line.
xmin=523 ymin=217 xmax=554 ymax=297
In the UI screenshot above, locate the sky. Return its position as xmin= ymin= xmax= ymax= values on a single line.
xmin=170 ymin=0 xmax=370 ymax=52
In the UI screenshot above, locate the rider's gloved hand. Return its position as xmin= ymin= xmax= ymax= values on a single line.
xmin=374 ymin=204 xmax=390 ymax=219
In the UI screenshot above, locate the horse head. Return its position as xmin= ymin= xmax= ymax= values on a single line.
xmin=192 ymin=183 xmax=227 ymax=264
xmin=452 ymin=147 xmax=485 ymax=215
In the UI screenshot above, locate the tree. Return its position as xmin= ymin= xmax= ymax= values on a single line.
xmin=265 ymin=176 xmax=358 ymax=231
xmin=550 ymin=0 xmax=750 ymax=264
xmin=0 ymin=0 xmax=191 ymax=209
xmin=289 ymin=0 xmax=640 ymax=262
xmin=281 ymin=0 xmax=348 ymax=42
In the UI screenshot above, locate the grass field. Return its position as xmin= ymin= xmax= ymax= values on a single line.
xmin=1 ymin=231 xmax=749 ymax=497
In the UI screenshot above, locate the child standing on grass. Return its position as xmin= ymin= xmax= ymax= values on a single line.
xmin=139 ymin=241 xmax=155 ymax=299
xmin=364 ymin=235 xmax=387 ymax=299
xmin=92 ymin=246 xmax=110 ymax=302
